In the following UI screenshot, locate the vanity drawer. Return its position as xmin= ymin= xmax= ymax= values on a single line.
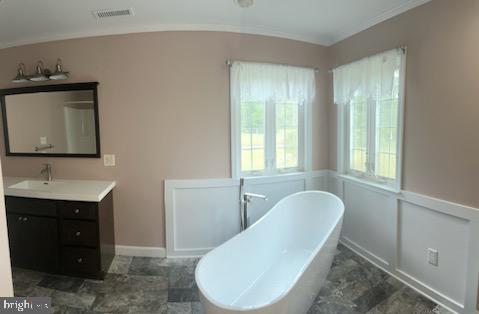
xmin=62 ymin=220 xmax=98 ymax=247
xmin=62 ymin=247 xmax=100 ymax=275
xmin=5 ymin=197 xmax=57 ymax=217
xmin=59 ymin=201 xmax=97 ymax=220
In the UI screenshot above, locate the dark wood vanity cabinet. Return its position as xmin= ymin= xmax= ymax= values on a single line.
xmin=5 ymin=192 xmax=115 ymax=279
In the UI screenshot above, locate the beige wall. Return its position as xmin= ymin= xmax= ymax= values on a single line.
xmin=328 ymin=0 xmax=479 ymax=208
xmin=0 ymin=32 xmax=330 ymax=247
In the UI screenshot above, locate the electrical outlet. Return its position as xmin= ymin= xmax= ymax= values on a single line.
xmin=103 ymin=154 xmax=116 ymax=167
xmin=40 ymin=137 xmax=47 ymax=145
xmin=428 ymin=248 xmax=439 ymax=266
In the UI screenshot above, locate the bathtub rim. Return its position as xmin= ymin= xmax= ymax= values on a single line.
xmin=195 ymin=190 xmax=345 ymax=312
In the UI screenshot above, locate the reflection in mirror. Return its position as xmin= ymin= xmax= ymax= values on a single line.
xmin=2 ymin=85 xmax=99 ymax=157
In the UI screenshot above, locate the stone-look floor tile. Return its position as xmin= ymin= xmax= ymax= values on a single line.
xmin=12 ymin=246 xmax=448 ymax=314
xmin=432 ymin=305 xmax=455 ymax=314
xmin=167 ymin=302 xmax=192 ymax=314
xmin=169 ymin=265 xmax=196 ymax=289
xmin=128 ymin=290 xmax=168 ymax=313
xmin=168 ymin=288 xmax=200 ymax=302
xmin=327 ymin=258 xmax=359 ymax=283
xmin=12 ymin=268 xmax=45 ymax=296
xmin=308 ymin=300 xmax=359 ymax=314
xmin=38 ymin=274 xmax=84 ymax=293
xmin=27 ymin=286 xmax=55 ymax=297
xmin=91 ymin=293 xmax=130 ymax=313
xmin=191 ymin=302 xmax=204 ymax=314
xmin=52 ymin=304 xmax=87 ymax=314
xmin=108 ymin=255 xmax=133 ymax=274
xmin=353 ymin=281 xmax=398 ymax=313
xmin=51 ymin=290 xmax=96 ymax=310
xmin=366 ymin=287 xmax=438 ymax=314
xmin=160 ymin=258 xmax=200 ymax=268
xmin=129 ymin=257 xmax=169 ymax=276
xmin=79 ymin=273 xmax=168 ymax=296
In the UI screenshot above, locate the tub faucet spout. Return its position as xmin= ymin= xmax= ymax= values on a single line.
xmin=239 ymin=178 xmax=268 ymax=231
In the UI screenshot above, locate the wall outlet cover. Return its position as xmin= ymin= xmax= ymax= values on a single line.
xmin=428 ymin=248 xmax=439 ymax=267
xmin=40 ymin=137 xmax=47 ymax=145
xmin=104 ymin=154 xmax=116 ymax=167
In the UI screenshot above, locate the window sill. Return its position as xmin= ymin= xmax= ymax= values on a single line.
xmin=338 ymin=174 xmax=400 ymax=194
xmin=238 ymin=170 xmax=309 ymax=182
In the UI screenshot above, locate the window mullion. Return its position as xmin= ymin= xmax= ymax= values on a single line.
xmin=265 ymin=99 xmax=276 ymax=174
xmin=367 ymin=97 xmax=376 ymax=175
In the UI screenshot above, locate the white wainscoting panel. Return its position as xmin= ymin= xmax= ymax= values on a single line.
xmin=332 ymin=172 xmax=479 ymax=314
xmin=341 ymin=181 xmax=397 ymax=267
xmin=397 ymin=200 xmax=470 ymax=306
xmin=165 ymin=171 xmax=329 ymax=257
xmin=243 ymin=176 xmax=305 ymax=226
xmin=165 ymin=171 xmax=479 ymax=313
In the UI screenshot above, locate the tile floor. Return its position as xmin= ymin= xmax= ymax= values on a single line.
xmin=12 ymin=244 xmax=454 ymax=314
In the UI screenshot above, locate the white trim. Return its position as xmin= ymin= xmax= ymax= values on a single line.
xmin=165 ymin=170 xmax=329 ymax=257
xmin=335 ymin=48 xmax=406 ymax=192
xmin=331 ymin=171 xmax=479 ymax=314
xmin=229 ymin=63 xmax=314 ymax=178
xmin=339 ymin=240 xmax=459 ymax=314
xmin=0 ymin=1 xmax=432 ymax=49
xmin=115 ymin=245 xmax=166 ymax=258
xmin=0 ymin=24 xmax=333 ymax=50
xmin=331 ymin=0 xmax=433 ymax=44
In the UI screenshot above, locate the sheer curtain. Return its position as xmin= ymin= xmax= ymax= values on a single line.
xmin=230 ymin=61 xmax=316 ymax=104
xmin=333 ymin=48 xmax=405 ymax=106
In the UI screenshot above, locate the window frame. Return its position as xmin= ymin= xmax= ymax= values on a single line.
xmin=231 ymin=98 xmax=312 ymax=179
xmin=337 ymin=51 xmax=406 ymax=192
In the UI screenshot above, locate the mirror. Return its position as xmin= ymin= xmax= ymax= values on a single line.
xmin=0 ymin=82 xmax=100 ymax=157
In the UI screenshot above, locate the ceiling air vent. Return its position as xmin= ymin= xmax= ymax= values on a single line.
xmin=92 ymin=8 xmax=134 ymax=19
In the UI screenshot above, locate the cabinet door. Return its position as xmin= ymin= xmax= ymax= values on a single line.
xmin=7 ymin=214 xmax=59 ymax=272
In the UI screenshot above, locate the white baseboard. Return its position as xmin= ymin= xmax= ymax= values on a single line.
xmin=115 ymin=245 xmax=166 ymax=258
xmin=339 ymin=239 xmax=459 ymax=314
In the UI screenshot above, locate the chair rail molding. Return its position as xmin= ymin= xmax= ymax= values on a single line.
xmin=163 ymin=170 xmax=478 ymax=314
xmin=328 ymin=171 xmax=479 ymax=314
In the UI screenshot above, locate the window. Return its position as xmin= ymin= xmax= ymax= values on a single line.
xmin=334 ymin=48 xmax=406 ymax=189
xmin=230 ymin=62 xmax=315 ymax=177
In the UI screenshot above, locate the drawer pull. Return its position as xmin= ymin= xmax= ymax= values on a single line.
xmin=77 ymin=258 xmax=83 ymax=263
xmin=74 ymin=209 xmax=80 ymax=214
xmin=75 ymin=231 xmax=81 ymax=237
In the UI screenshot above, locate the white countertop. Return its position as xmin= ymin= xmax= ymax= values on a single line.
xmin=3 ymin=177 xmax=116 ymax=202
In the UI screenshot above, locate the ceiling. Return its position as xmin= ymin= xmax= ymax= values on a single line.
xmin=0 ymin=0 xmax=431 ymax=49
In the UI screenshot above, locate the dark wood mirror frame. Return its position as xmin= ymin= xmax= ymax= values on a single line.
xmin=0 ymin=82 xmax=101 ymax=158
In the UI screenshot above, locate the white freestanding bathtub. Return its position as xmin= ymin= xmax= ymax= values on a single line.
xmin=195 ymin=191 xmax=344 ymax=314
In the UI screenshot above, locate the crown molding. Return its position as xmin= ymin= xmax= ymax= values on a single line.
xmin=331 ymin=0 xmax=433 ymax=45
xmin=0 ymin=0 xmax=432 ymax=49
xmin=0 ymin=23 xmax=333 ymax=50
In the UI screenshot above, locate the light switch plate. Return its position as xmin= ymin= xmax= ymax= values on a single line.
xmin=104 ymin=154 xmax=116 ymax=167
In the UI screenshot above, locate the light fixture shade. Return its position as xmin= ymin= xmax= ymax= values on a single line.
xmin=30 ymin=61 xmax=49 ymax=82
xmin=12 ymin=63 xmax=29 ymax=83
xmin=49 ymin=58 xmax=69 ymax=80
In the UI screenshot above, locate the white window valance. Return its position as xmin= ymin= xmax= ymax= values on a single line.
xmin=230 ymin=61 xmax=316 ymax=103
xmin=333 ymin=48 xmax=405 ymax=106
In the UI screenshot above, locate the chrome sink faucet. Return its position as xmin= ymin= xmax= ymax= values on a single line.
xmin=239 ymin=178 xmax=268 ymax=231
xmin=40 ymin=163 xmax=52 ymax=181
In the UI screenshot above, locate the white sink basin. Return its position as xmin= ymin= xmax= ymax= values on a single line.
xmin=4 ymin=177 xmax=116 ymax=202
xmin=9 ymin=180 xmax=65 ymax=191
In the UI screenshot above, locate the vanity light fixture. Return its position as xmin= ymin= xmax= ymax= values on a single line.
xmin=12 ymin=63 xmax=29 ymax=83
xmin=29 ymin=61 xmax=50 ymax=82
xmin=49 ymin=58 xmax=69 ymax=80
